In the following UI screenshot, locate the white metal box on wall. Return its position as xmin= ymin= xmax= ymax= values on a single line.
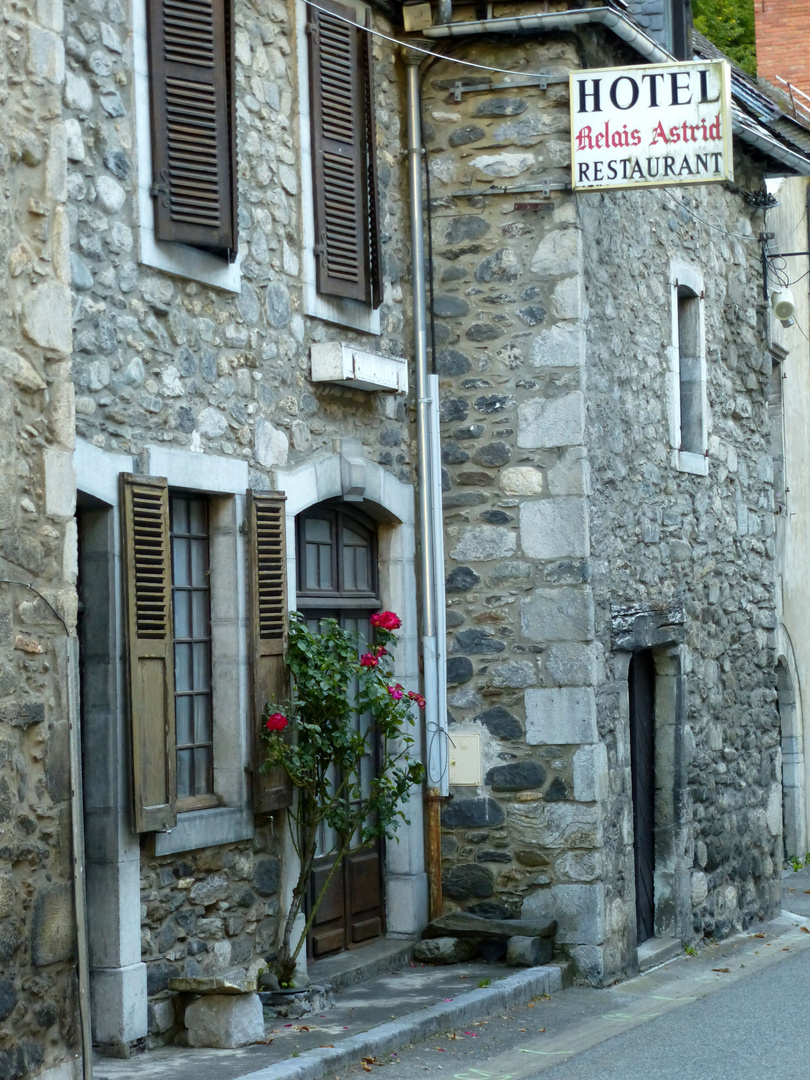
xmin=310 ymin=342 xmax=408 ymax=394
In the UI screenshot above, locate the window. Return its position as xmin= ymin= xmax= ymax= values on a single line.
xmin=120 ymin=472 xmax=290 ymax=835
xmin=170 ymin=495 xmax=215 ymax=806
xmin=296 ymin=504 xmax=379 ymax=608
xmin=297 ymin=0 xmax=381 ymax=331
xmin=669 ymin=263 xmax=707 ymax=475
xmin=146 ymin=0 xmax=237 ymax=260
xmin=307 ymin=0 xmax=381 ymax=308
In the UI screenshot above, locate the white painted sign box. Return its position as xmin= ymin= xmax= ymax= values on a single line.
xmin=310 ymin=342 xmax=408 ymax=394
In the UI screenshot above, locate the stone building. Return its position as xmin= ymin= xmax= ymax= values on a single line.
xmin=426 ymin=1 xmax=810 ymax=985
xmin=4 ymin=0 xmax=810 ymax=1076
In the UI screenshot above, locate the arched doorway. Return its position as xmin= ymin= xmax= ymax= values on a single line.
xmin=296 ymin=501 xmax=385 ymax=959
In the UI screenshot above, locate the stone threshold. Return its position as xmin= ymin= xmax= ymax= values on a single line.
xmin=308 ymin=936 xmax=416 ymax=991
xmin=637 ymin=936 xmax=683 ymax=973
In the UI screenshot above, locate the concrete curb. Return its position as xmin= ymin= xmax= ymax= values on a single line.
xmin=237 ymin=965 xmax=566 ymax=1080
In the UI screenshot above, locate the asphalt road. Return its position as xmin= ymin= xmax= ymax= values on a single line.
xmin=333 ymin=917 xmax=810 ymax=1080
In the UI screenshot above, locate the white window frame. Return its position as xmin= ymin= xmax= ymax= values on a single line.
xmin=295 ymin=0 xmax=381 ymax=335
xmin=132 ymin=0 xmax=242 ymax=293
xmin=668 ymin=260 xmax=708 ymax=476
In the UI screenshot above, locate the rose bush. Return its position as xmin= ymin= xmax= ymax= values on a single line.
xmin=261 ymin=611 xmax=425 ymax=983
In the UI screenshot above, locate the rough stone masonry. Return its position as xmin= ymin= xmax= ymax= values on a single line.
xmin=428 ymin=27 xmax=781 ymax=985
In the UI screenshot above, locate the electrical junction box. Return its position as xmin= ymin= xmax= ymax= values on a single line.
xmin=448 ymin=733 xmax=481 ymax=786
xmin=310 ymin=342 xmax=408 ymax=394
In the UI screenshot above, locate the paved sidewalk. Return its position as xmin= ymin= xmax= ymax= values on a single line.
xmin=328 ymin=912 xmax=810 ymax=1080
xmin=781 ymin=862 xmax=810 ymax=915
xmin=94 ymin=959 xmax=565 ymax=1080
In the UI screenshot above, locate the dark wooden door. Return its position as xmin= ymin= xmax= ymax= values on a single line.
xmin=297 ymin=506 xmax=384 ymax=959
xmin=629 ymin=649 xmax=656 ymax=945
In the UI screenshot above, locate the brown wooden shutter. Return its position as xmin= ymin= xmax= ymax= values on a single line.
xmin=121 ymin=474 xmax=177 ymax=833
xmin=308 ymin=0 xmax=381 ymax=307
xmin=248 ymin=492 xmax=292 ymax=813
xmin=147 ymin=0 xmax=237 ymax=259
xmin=363 ymin=10 xmax=382 ymax=310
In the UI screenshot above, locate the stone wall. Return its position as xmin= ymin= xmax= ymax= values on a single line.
xmin=0 ymin=0 xmax=81 ymax=1075
xmin=141 ymin=831 xmax=281 ymax=1045
xmin=426 ymin=30 xmax=781 ymax=983
xmin=62 ymin=0 xmax=412 ymax=481
xmin=60 ymin=0 xmax=415 ymax=1029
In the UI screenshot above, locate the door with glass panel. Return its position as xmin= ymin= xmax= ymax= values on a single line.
xmin=297 ymin=503 xmax=384 ymax=958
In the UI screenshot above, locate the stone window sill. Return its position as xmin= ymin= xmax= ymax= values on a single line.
xmin=154 ymin=806 xmax=253 ymax=856
xmin=675 ymin=450 xmax=709 ymax=476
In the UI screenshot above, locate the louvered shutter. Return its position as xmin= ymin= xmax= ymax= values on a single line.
xmin=121 ymin=474 xmax=177 ymax=833
xmin=363 ymin=10 xmax=382 ymax=310
xmin=248 ymin=492 xmax=292 ymax=813
xmin=308 ymin=0 xmax=381 ymax=307
xmin=147 ymin=0 xmax=237 ymax=259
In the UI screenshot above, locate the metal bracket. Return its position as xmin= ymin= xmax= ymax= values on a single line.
xmin=449 ymin=74 xmax=567 ymax=102
xmin=450 ymin=179 xmax=569 ymax=199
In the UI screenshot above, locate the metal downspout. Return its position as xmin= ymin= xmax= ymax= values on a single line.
xmin=404 ymin=49 xmax=446 ymax=920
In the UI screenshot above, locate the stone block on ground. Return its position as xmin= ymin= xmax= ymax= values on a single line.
xmin=506 ymin=935 xmax=552 ymax=967
xmin=423 ymin=912 xmax=557 ymax=940
xmin=185 ymin=992 xmax=264 ymax=1048
xmin=169 ymin=973 xmax=256 ymax=995
xmin=413 ymin=937 xmax=478 ymax=964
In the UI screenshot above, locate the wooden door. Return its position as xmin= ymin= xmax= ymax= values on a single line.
xmin=297 ymin=506 xmax=385 ymax=959
xmin=629 ymin=649 xmax=656 ymax=945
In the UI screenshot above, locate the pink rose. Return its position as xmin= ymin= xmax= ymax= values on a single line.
xmin=388 ymin=684 xmax=404 ymax=701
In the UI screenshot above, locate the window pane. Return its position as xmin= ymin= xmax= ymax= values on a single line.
xmin=177 ymin=748 xmax=192 ymax=799
xmin=306 ymin=518 xmax=331 ymax=543
xmin=188 ymin=498 xmax=207 ymax=536
xmin=194 ymin=748 xmax=213 ymax=795
xmin=175 ymin=643 xmax=192 ymax=692
xmin=173 ymin=537 xmax=190 ymax=587
xmin=305 ymin=544 xmax=319 ymax=590
xmin=172 ymin=498 xmax=189 ymax=535
xmin=174 ymin=590 xmax=191 ymax=638
xmin=190 ymin=538 xmax=208 ymax=587
xmin=192 ymin=591 xmax=208 ymax=637
xmin=193 ymin=643 xmax=211 ymax=691
xmin=318 ymin=544 xmax=332 ymax=589
xmin=194 ymin=695 xmax=212 ymax=744
xmin=176 ymin=695 xmax=193 ymax=746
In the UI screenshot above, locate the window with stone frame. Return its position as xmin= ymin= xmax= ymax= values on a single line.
xmin=120 ymin=471 xmax=290 ymax=837
xmin=669 ymin=263 xmax=708 ymax=476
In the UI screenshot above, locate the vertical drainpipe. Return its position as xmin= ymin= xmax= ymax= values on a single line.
xmin=404 ymin=47 xmax=447 ymax=920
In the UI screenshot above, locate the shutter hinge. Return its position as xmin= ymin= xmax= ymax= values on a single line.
xmin=151 ymin=170 xmax=170 ymax=206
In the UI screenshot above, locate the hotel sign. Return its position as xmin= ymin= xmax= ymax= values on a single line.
xmin=570 ymin=60 xmax=733 ymax=191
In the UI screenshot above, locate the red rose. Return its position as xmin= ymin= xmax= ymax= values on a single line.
xmin=407 ymin=691 xmax=426 ymax=710
xmin=360 ymin=653 xmax=379 ymax=668
xmin=265 ymin=712 xmax=288 ymax=731
xmin=370 ymin=611 xmax=402 ymax=631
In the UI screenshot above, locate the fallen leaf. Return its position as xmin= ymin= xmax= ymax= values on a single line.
xmin=539 ymin=1028 xmax=546 ymax=1033
xmin=712 ymin=967 xmax=731 ymax=973
xmin=295 ymin=1026 xmax=311 ymax=1032
xmin=804 ymin=890 xmax=810 ymax=894
xmin=527 ymin=1002 xmax=535 ymax=1008
xmin=363 ymin=1065 xmax=372 ymax=1072
xmin=754 ymin=933 xmax=765 ymax=938
xmin=801 ymin=927 xmax=810 ymax=934
xmin=783 ymin=947 xmax=791 ymax=951
xmin=518 ymin=1028 xmax=526 ymax=1033
xmin=318 ymin=1045 xmax=335 ymax=1049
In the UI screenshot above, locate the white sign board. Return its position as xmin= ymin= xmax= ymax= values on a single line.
xmin=570 ymin=60 xmax=733 ymax=191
